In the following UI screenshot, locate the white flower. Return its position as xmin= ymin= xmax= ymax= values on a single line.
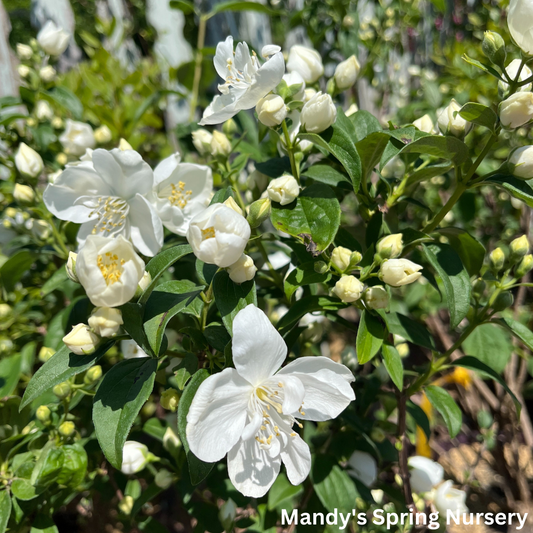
xmin=37 ymin=21 xmax=70 ymax=56
xmin=148 ymin=152 xmax=212 ymax=236
xmin=192 ymin=129 xmax=213 ymax=155
xmin=333 ymin=275 xmax=364 ymax=302
xmin=16 ymin=43 xmax=33 ymax=60
xmin=334 ymin=55 xmax=360 ymax=90
xmin=500 ymin=92 xmax=533 ymax=128
xmin=186 ymin=304 xmax=355 ymax=497
xmin=223 ymin=196 xmax=243 ymax=216
xmin=408 ymin=456 xmax=444 ymax=493
xmin=434 ymin=480 xmax=468 ymax=514
xmin=437 ymin=99 xmax=472 ymax=138
xmin=187 ymin=203 xmax=251 ymax=268
xmin=227 ymin=254 xmax=257 ymax=284
xmin=88 ymin=307 xmax=123 ymax=337
xmin=15 ymin=143 xmax=43 ymax=178
xmin=304 ymin=88 xmax=317 ymax=103
xmin=13 ymin=183 xmax=35 ymax=203
xmin=287 ymin=45 xmax=324 ymax=83
xmin=508 ymin=0 xmax=533 ymax=55
xmin=59 ymin=119 xmax=96 ymax=157
xmin=210 ymin=130 xmax=232 ymax=157
xmin=39 ymin=66 xmax=57 ymax=82
xmin=138 ymin=271 xmax=152 ymax=292
xmin=346 ymin=103 xmax=359 ymax=116
xmin=380 ymin=258 xmax=423 ymax=287
xmin=66 ymin=251 xmax=79 ymax=282
xmin=200 ymin=37 xmax=285 ymax=126
xmin=121 ymin=339 xmax=148 ymax=359
xmin=267 ymin=175 xmax=299 ymax=205
xmin=121 ymin=441 xmax=150 ymax=475
xmin=347 ymin=451 xmax=377 ymax=486
xmin=510 ymin=145 xmax=533 ymax=179
xmin=26 ymin=218 xmax=50 ymax=240
xmin=76 ymin=235 xmax=145 ymax=307
xmin=94 ymin=125 xmax=112 ymax=144
xmin=18 ymin=65 xmax=30 ymax=78
xmin=44 ymin=147 xmax=164 ymax=256
xmin=364 ymin=286 xmax=389 ymax=309
xmin=282 ymin=71 xmax=306 ymax=101
xmin=47 ymin=170 xmax=62 ymax=184
xmin=499 ymin=59 xmax=532 ymax=92
xmin=35 ymin=100 xmax=53 ymax=121
xmin=301 ymin=92 xmax=337 ymax=133
xmin=331 ymin=246 xmax=353 ymax=272
xmin=377 ymin=233 xmax=403 ymax=259
xmin=63 ymin=323 xmax=100 ymax=355
xmin=413 ymin=114 xmax=437 ymax=134
xmin=256 ymin=94 xmax=288 ymax=127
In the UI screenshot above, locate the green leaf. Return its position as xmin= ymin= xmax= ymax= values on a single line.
xmin=311 ymin=455 xmax=358 ymax=515
xmin=177 ymin=369 xmax=214 ymax=484
xmin=31 ymin=441 xmax=65 ymax=487
xmin=0 ymin=250 xmax=35 ymax=292
xmin=172 ymin=353 xmax=199 ymax=390
xmin=407 ymin=400 xmax=431 ymax=440
xmin=356 ymin=311 xmax=386 ymax=364
xmin=267 ymin=473 xmax=303 ymax=510
xmin=495 ymin=317 xmax=533 ymax=352
xmin=405 ymin=162 xmax=453 ymax=187
xmin=45 ymin=87 xmax=83 ymax=120
xmin=0 ymin=491 xmax=11 ymax=533
xmin=382 ymin=344 xmax=403 ymax=390
xmin=425 ymin=385 xmax=462 ymax=438
xmin=208 ymin=0 xmax=279 ymax=16
xmin=169 ymin=0 xmax=196 ymax=13
xmin=462 ymin=323 xmax=513 ymax=373
xmin=29 ymin=515 xmax=59 ymax=533
xmin=120 ymin=302 xmax=153 ymax=356
xmin=20 ymin=341 xmax=114 ymax=410
xmin=382 ymin=312 xmax=435 ymax=350
xmin=302 ymin=164 xmax=351 ymax=188
xmin=93 ymin=358 xmax=158 ymax=468
xmin=254 ymin=157 xmax=292 ymax=178
xmin=212 ymin=270 xmax=257 ymax=335
xmin=284 ymin=261 xmax=331 ymax=300
xmin=356 ymin=132 xmax=391 ymax=181
xmin=40 ymin=267 xmax=70 ymax=297
xmin=11 ymin=462 xmax=44 ymax=501
xmin=458 ymin=103 xmax=498 ymax=132
xmin=485 ymin=174 xmax=533 ymax=208
xmin=348 ymin=110 xmax=382 ymax=141
xmin=56 ymin=443 xmax=88 ymax=488
xmin=270 ymin=183 xmax=341 ymax=254
xmin=462 ymin=54 xmax=504 ymax=81
xmin=0 ymin=353 xmax=22 ymax=397
xmin=400 ymin=135 xmax=469 ymax=166
xmin=437 ymin=227 xmax=485 ymax=277
xmin=299 ymin=109 xmax=362 ymax=191
xmin=140 ymin=244 xmax=193 ymax=304
xmin=209 ymin=187 xmax=234 ymax=205
xmin=451 ymin=356 xmax=521 ymax=414
xmin=422 ymin=243 xmax=472 ymax=329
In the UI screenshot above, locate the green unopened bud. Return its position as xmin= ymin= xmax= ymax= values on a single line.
xmin=66 ymin=252 xmax=79 ymax=283
xmin=370 ymin=427 xmax=386 ymax=442
xmin=376 ymin=233 xmax=403 ymax=259
xmin=314 ymin=261 xmax=328 ymax=274
xmin=222 ymin=118 xmax=238 ymax=136
xmin=36 ymin=405 xmax=51 ymax=424
xmin=246 ymin=198 xmax=271 ymax=228
xmin=331 ymin=246 xmax=353 ymax=272
xmin=472 ymin=279 xmax=486 ymax=298
xmin=154 ymin=469 xmax=174 ymax=489
xmin=84 ymin=365 xmax=102 ymax=384
xmin=163 ymin=427 xmax=181 ymax=455
xmin=516 ymin=254 xmax=533 ymax=277
xmin=0 ymin=304 xmax=11 ymax=318
xmin=219 ymin=499 xmax=237 ymax=532
xmin=38 ymin=346 xmax=55 ymax=363
xmin=481 ymin=31 xmax=506 ymax=67
xmin=490 ymin=247 xmax=505 ymax=271
xmin=396 ymin=343 xmax=410 ymax=357
xmin=53 ymin=381 xmax=71 ymax=399
xmin=510 ymin=235 xmax=529 ymax=262
xmin=492 ymin=290 xmax=514 ymax=311
xmin=118 ymin=495 xmax=134 ymax=515
xmin=160 ymin=389 xmax=180 ymax=412
xmin=326 ymin=77 xmax=337 ymax=96
xmin=59 ymin=421 xmax=75 ymax=437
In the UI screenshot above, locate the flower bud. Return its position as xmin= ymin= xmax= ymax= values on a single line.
xmin=60 ymin=120 xmax=96 ymax=157
xmin=39 ymin=65 xmax=57 ymax=82
xmin=508 ymin=0 xmax=533 ymax=55
xmin=118 ymin=138 xmax=133 ymax=151
xmin=500 ymin=92 xmax=533 ymax=129
xmin=331 ymin=246 xmax=353 ymax=272
xmin=227 ymin=254 xmax=257 ymax=284
xmin=481 ymin=31 xmax=506 ymax=67
xmin=287 ymin=45 xmax=324 ymax=83
xmin=396 ymin=343 xmax=410 ymax=357
xmin=0 ymin=304 xmax=11 ymax=319
xmin=492 ymin=291 xmax=514 ymax=311
xmin=122 ymin=441 xmax=150 ymax=475
xmin=62 ymin=323 xmax=100 ymax=355
xmin=408 ymin=456 xmax=444 ymax=493
xmin=304 ymin=88 xmax=317 ymax=103
xmin=210 ymin=130 xmax=231 ymax=157
xmin=347 ymin=451 xmax=377 ymax=487
xmin=38 ymin=346 xmax=55 ymax=362
xmin=118 ymin=495 xmax=134 ymax=515
xmin=59 ymin=421 xmax=75 ymax=437
xmin=223 ymin=118 xmax=238 ymax=136
xmin=13 ymin=183 xmax=35 ymax=203
xmin=223 ymin=196 xmax=244 ymax=216
xmin=53 ymin=381 xmax=71 ymax=399
xmin=17 ymin=43 xmax=33 ymax=60
xmin=334 ymin=55 xmax=360 ymax=90
xmin=160 ymin=389 xmax=180 ymax=412
xmin=510 ymin=235 xmax=529 ymax=260
xmin=301 ymin=92 xmax=337 ymax=133
xmin=219 ymin=499 xmax=237 ymax=532
xmin=246 ymin=197 xmax=271 ymax=228
xmin=192 ymin=128 xmax=213 ymax=155
xmin=35 ymin=100 xmax=53 ymax=121
xmin=267 ymin=175 xmax=299 ymax=205
xmin=256 ymin=94 xmax=288 ymax=127
xmin=437 ymin=99 xmax=472 ymax=138
xmin=332 ymin=275 xmax=364 ymax=302
xmin=377 ymin=233 xmax=403 ymax=259
xmin=15 ymin=143 xmax=43 ymax=178
xmin=364 ymin=286 xmax=389 ymax=309
xmin=490 ymin=247 xmax=506 ymax=271
xmin=380 ymin=258 xmax=423 ymax=287
xmin=56 ymin=152 xmax=68 ymax=165
xmin=88 ymin=307 xmax=123 ymax=338
xmin=84 ymin=365 xmax=103 ymax=383
xmin=133 ymin=271 xmax=152 ymax=299
xmin=37 ymin=21 xmax=70 ymax=56
xmin=434 ymin=480 xmax=468 ymax=514
xmin=413 ymin=114 xmax=437 ymax=134
xmin=18 ymin=64 xmax=30 ymax=78
xmin=163 ymin=427 xmax=181 ymax=454
xmin=94 ymin=125 xmax=112 ymax=144
xmin=509 ymin=145 xmax=533 ymax=179
xmin=346 ymin=103 xmax=359 ymax=116
xmin=155 ymin=469 xmax=174 ymax=489
xmin=65 ymin=251 xmax=79 ymax=282
xmin=313 ymin=261 xmax=328 ymax=274
xmin=472 ymin=279 xmax=486 ymax=298
xmin=36 ymin=405 xmax=51 ymax=423
xmin=516 ymin=254 xmax=533 ymax=277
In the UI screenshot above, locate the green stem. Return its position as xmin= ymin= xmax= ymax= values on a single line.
xmin=189 ymin=15 xmax=207 ymax=122
xmin=282 ymin=120 xmax=299 ymax=181
xmin=43 ymin=211 xmax=69 ymax=259
xmin=423 ymin=181 xmax=467 ymax=233
xmin=200 ymin=282 xmax=213 ymax=332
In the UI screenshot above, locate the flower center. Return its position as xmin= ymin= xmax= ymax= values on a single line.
xmin=201 ymin=226 xmax=216 ymax=240
xmin=88 ymin=196 xmax=129 ymax=236
xmin=221 ymin=50 xmax=260 ymax=92
xmin=97 ymin=252 xmax=125 ymax=285
xmin=161 ymin=181 xmax=193 ymax=209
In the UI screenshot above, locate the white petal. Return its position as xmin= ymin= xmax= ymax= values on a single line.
xmin=241 ymin=411 xmax=263 ymax=441
xmin=227 ymin=436 xmax=281 ymax=497
xmin=278 ymin=357 xmax=355 ymax=421
xmin=186 ymin=368 xmax=252 ymax=463
xmin=274 ymin=375 xmax=305 ymax=415
xmin=128 ymin=195 xmax=164 ymax=257
xmin=281 ymin=433 xmax=311 ymax=485
xmin=262 ymin=44 xmax=281 ymax=58
xmin=153 ymin=152 xmax=181 ymax=186
xmin=233 ymin=305 xmax=287 ymax=386
xmin=214 ymin=36 xmax=234 ymax=80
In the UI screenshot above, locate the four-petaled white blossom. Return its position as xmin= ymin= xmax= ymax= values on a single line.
xmin=186 ymin=304 xmax=355 ymax=497
xmin=43 ymin=148 xmax=164 ymax=256
xmin=199 ymin=36 xmax=285 ymax=126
